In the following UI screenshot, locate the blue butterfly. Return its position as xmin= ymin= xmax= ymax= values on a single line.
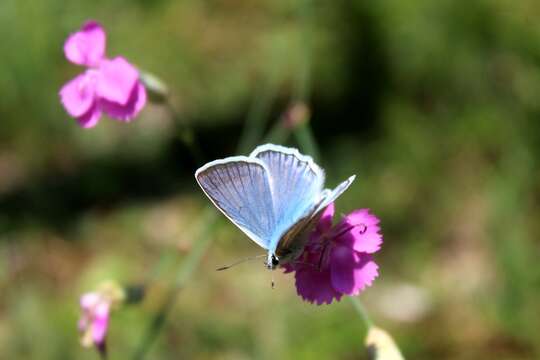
xmin=195 ymin=144 xmax=355 ymax=270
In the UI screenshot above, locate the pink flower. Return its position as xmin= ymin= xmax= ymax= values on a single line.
xmin=78 ymin=281 xmax=125 ymax=355
xmin=284 ymin=203 xmax=382 ymax=305
xmin=79 ymin=292 xmax=111 ymax=354
xmin=60 ymin=20 xmax=146 ymax=128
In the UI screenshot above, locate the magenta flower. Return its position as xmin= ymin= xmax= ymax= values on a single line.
xmin=60 ymin=20 xmax=146 ymax=128
xmin=284 ymin=203 xmax=382 ymax=305
xmin=78 ymin=281 xmax=125 ymax=355
xmin=79 ymin=292 xmax=111 ymax=353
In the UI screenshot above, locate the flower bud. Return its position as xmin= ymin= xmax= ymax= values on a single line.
xmin=282 ymin=102 xmax=310 ymax=130
xmin=139 ymin=71 xmax=169 ymax=103
xmin=365 ymin=326 xmax=405 ymax=360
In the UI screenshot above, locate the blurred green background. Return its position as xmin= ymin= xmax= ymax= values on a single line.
xmin=1 ymin=0 xmax=540 ymax=359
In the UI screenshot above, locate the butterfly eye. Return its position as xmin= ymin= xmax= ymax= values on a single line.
xmin=271 ymin=255 xmax=280 ymax=267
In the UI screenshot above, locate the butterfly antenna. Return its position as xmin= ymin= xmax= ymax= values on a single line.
xmin=216 ymin=254 xmax=266 ymax=271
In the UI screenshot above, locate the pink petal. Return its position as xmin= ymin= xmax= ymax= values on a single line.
xmin=335 ymin=209 xmax=383 ymax=254
xmin=96 ymin=57 xmax=139 ymax=105
xmin=306 ymin=203 xmax=335 ymax=249
xmin=76 ymin=103 xmax=102 ymax=128
xmin=100 ymin=82 xmax=146 ymax=122
xmin=295 ymin=265 xmax=342 ymax=305
xmin=64 ymin=20 xmax=106 ymax=67
xmin=317 ymin=203 xmax=335 ymax=233
xmin=281 ymin=263 xmax=295 ymax=274
xmin=282 ymin=249 xmax=320 ymax=274
xmin=80 ymin=292 xmax=100 ymax=310
xmin=92 ymin=302 xmax=110 ymax=346
xmin=59 ymin=71 xmax=98 ymax=117
xmin=330 ymin=245 xmax=379 ymax=296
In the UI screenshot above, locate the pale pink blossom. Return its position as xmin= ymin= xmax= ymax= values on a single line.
xmin=78 ymin=281 xmax=125 ymax=355
xmin=60 ymin=21 xmax=146 ymax=128
xmin=79 ymin=292 xmax=111 ymax=353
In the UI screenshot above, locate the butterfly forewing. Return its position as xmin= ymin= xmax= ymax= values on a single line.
xmin=274 ymin=202 xmax=321 ymax=262
xmin=195 ymin=157 xmax=276 ymax=249
xmin=250 ymin=144 xmax=325 ymax=252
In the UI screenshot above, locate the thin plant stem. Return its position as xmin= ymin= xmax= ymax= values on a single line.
xmin=140 ymin=69 xmax=204 ymax=163
xmin=238 ymin=82 xmax=275 ymax=153
xmin=264 ymin=121 xmax=291 ymax=144
xmin=148 ymin=251 xmax=180 ymax=282
xmin=163 ymin=100 xmax=205 ymax=165
xmin=293 ymin=44 xmax=311 ymax=105
xmin=348 ymin=296 xmax=373 ymax=331
xmin=132 ymin=210 xmax=217 ymax=360
xmin=290 ymin=0 xmax=320 ymax=160
xmin=294 ymin=123 xmax=319 ymax=161
xmin=238 ymin=70 xmax=283 ymax=153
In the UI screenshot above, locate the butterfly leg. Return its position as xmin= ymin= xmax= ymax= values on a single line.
xmin=266 ymin=253 xmax=280 ymax=270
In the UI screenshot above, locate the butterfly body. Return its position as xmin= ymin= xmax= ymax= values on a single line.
xmin=195 ymin=144 xmax=355 ymax=269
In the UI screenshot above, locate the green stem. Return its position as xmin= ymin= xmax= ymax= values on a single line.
xmin=293 ymin=122 xmax=319 ymax=161
xmin=293 ymin=48 xmax=311 ymax=105
xmin=238 ymin=74 xmax=282 ymax=153
xmin=141 ymin=70 xmax=204 ymax=164
xmin=132 ymin=210 xmax=217 ymax=360
xmin=164 ymin=100 xmax=205 ymax=165
xmin=289 ymin=0 xmax=319 ymax=160
xmin=264 ymin=121 xmax=291 ymax=144
xmin=348 ymin=296 xmax=373 ymax=331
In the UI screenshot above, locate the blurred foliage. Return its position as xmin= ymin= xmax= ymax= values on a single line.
xmin=1 ymin=0 xmax=540 ymax=359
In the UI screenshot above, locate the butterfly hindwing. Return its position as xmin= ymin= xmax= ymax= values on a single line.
xmin=315 ymin=175 xmax=356 ymax=214
xmin=275 ymin=175 xmax=356 ymax=263
xmin=250 ymin=144 xmax=325 ymax=253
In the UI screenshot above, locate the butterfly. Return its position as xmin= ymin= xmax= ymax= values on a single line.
xmin=195 ymin=144 xmax=355 ymax=270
